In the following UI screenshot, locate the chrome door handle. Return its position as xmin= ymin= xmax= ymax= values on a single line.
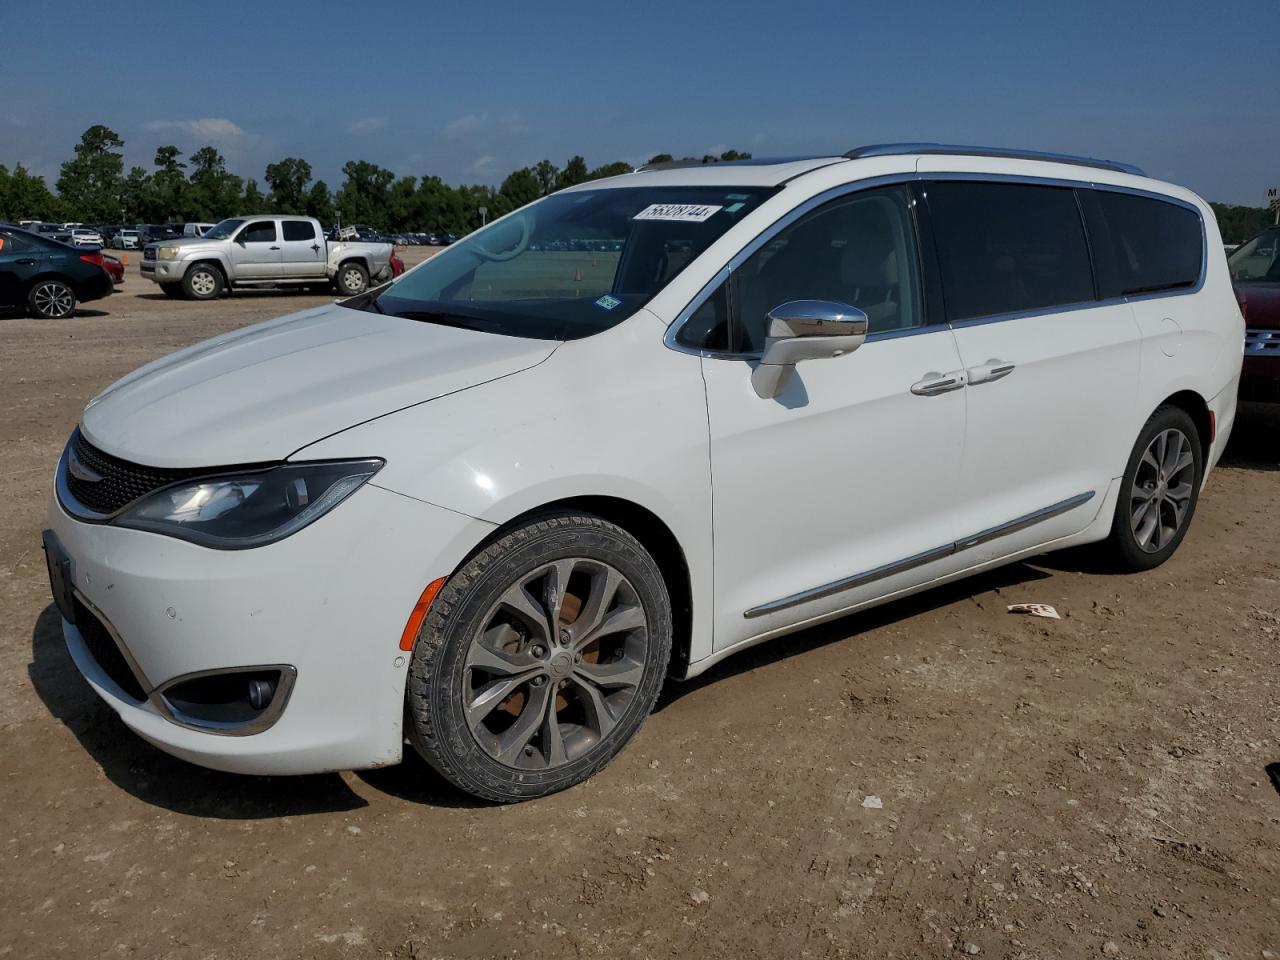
xmin=270 ymin=245 xmax=281 ymax=250
xmin=910 ymin=371 xmax=967 ymax=396
xmin=967 ymin=359 xmax=1016 ymax=385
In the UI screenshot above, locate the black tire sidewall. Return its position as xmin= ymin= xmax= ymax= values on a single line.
xmin=407 ymin=514 xmax=672 ymax=801
xmin=1110 ymin=406 xmax=1203 ymax=571
xmin=182 ymin=264 xmax=223 ymax=300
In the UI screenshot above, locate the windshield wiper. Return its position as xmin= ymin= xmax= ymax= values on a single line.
xmin=389 ymin=310 xmax=499 ymax=331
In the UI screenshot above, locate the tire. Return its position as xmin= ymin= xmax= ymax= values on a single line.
xmin=28 ymin=279 xmax=76 ymax=319
xmin=406 ymin=512 xmax=672 ymax=802
xmin=159 ymin=282 xmax=183 ymax=299
xmin=334 ymin=261 xmax=369 ymax=296
xmin=1105 ymin=405 xmax=1203 ymax=571
xmin=182 ymin=263 xmax=223 ymax=301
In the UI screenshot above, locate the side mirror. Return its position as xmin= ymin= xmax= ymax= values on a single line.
xmin=235 ymin=234 xmax=246 ymax=246
xmin=750 ymin=300 xmax=868 ymax=399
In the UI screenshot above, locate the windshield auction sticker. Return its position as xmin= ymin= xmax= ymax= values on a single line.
xmin=633 ymin=203 xmax=723 ymax=223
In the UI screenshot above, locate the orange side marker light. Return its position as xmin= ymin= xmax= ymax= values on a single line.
xmin=399 ymin=577 xmax=447 ymax=651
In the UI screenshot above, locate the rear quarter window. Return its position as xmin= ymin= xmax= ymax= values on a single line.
xmin=1080 ymin=190 xmax=1203 ymax=298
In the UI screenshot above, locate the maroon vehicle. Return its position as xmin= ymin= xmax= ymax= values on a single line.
xmin=1229 ymin=226 xmax=1280 ymax=402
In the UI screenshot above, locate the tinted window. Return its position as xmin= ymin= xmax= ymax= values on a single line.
xmin=1227 ymin=228 xmax=1280 ymax=282
xmin=926 ymin=182 xmax=1093 ymax=321
xmin=676 ymin=278 xmax=730 ymax=350
xmin=1082 ymin=190 xmax=1203 ymax=296
xmin=0 ymin=231 xmax=33 ymax=253
xmin=726 ymin=186 xmax=923 ymax=352
xmin=240 ymin=220 xmax=277 ymax=243
xmin=282 ymin=220 xmax=316 ymax=242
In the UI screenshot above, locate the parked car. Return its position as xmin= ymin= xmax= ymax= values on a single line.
xmin=139 ymin=214 xmax=394 ymax=298
xmin=102 ymin=254 xmax=125 ymax=285
xmin=182 ymin=222 xmax=214 ymax=238
xmin=0 ymin=223 xmax=113 ymax=318
xmin=114 ymin=229 xmax=141 ymax=250
xmin=43 ymin=145 xmax=1240 ymax=801
xmin=140 ymin=224 xmax=181 ymax=245
xmin=1228 ymin=225 xmax=1280 ymax=402
xmin=68 ymin=227 xmax=104 ymax=247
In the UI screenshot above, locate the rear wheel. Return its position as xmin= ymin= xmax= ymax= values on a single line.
xmin=28 ymin=280 xmax=76 ymax=319
xmin=406 ymin=513 xmax=672 ymax=802
xmin=335 ymin=261 xmax=368 ymax=296
xmin=1105 ymin=405 xmax=1202 ymax=571
xmin=182 ymin=264 xmax=223 ymax=300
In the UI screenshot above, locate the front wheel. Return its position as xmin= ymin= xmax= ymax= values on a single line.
xmin=406 ymin=513 xmax=672 ymax=802
xmin=182 ymin=264 xmax=224 ymax=300
xmin=1105 ymin=405 xmax=1203 ymax=571
xmin=334 ymin=261 xmax=369 ymax=296
xmin=29 ymin=280 xmax=76 ymax=319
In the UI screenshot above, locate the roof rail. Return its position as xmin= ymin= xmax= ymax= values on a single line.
xmin=843 ymin=143 xmax=1144 ymax=177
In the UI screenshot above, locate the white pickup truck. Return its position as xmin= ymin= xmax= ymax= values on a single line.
xmin=140 ymin=215 xmax=395 ymax=300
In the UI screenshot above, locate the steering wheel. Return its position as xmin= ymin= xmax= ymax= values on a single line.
xmin=469 ymin=212 xmax=532 ymax=262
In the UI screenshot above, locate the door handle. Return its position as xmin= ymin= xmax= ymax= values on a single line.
xmin=966 ymin=359 xmax=1016 ymax=385
xmin=15 ymin=258 xmax=36 ymax=265
xmin=910 ymin=371 xmax=967 ymax=396
xmin=270 ymin=245 xmax=281 ymax=250
xmin=311 ymin=243 xmax=321 ymax=252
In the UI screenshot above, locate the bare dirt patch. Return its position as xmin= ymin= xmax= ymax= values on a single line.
xmin=1 ymin=260 xmax=1277 ymax=958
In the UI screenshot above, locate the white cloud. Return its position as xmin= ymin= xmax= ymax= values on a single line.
xmin=146 ymin=117 xmax=245 ymax=141
xmin=444 ymin=113 xmax=490 ymax=140
xmin=348 ymin=117 xmax=388 ymax=136
xmin=443 ymin=112 xmax=528 ymax=141
xmin=466 ymin=155 xmax=499 ymax=176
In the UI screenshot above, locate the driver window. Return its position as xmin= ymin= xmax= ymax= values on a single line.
xmin=730 ymin=187 xmax=923 ymax=353
xmin=239 ymin=220 xmax=277 ymax=244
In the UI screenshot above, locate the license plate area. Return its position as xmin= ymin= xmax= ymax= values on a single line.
xmin=41 ymin=530 xmax=76 ymax=624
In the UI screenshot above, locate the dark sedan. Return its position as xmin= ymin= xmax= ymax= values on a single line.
xmin=1229 ymin=226 xmax=1280 ymax=403
xmin=0 ymin=224 xmax=113 ymax=318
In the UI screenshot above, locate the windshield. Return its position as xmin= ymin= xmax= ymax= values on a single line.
xmin=203 ymin=218 xmax=245 ymax=241
xmin=1228 ymin=228 xmax=1280 ymax=282
xmin=373 ymin=185 xmax=774 ymax=339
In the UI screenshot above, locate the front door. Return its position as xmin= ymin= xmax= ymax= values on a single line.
xmin=696 ymin=185 xmax=969 ymax=650
xmin=279 ymin=219 xmax=326 ymax=278
xmin=230 ymin=219 xmax=282 ymax=278
xmin=0 ymin=231 xmax=44 ymax=308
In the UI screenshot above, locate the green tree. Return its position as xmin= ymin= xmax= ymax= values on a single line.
xmin=646 ymin=153 xmax=674 ymax=165
xmin=588 ymin=161 xmax=633 ymax=179
xmin=147 ymin=144 xmax=189 ymax=220
xmin=498 ymin=167 xmax=541 ymax=212
xmin=189 ymin=146 xmax=243 ymax=220
xmin=335 ymin=160 xmax=396 ymax=228
xmin=1210 ymin=202 xmax=1273 ymax=245
xmin=556 ymin=155 xmax=590 ymax=190
xmin=242 ymin=178 xmax=266 ymax=210
xmin=533 ymin=159 xmax=560 ymax=196
xmin=0 ymin=163 xmax=62 ymax=220
xmin=305 ymin=179 xmax=336 ymax=225
xmin=264 ymin=157 xmax=314 ymax=213
xmin=120 ymin=166 xmax=151 ymax=222
xmin=56 ymin=124 xmax=125 ymax=221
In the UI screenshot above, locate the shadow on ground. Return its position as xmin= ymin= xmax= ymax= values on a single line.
xmin=1220 ymin=402 xmax=1280 ymax=472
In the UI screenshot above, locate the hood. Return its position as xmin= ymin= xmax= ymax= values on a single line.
xmin=147 ymin=237 xmax=213 ymax=251
xmin=80 ymin=303 xmax=558 ymax=467
xmin=1234 ymin=281 xmax=1280 ymax=329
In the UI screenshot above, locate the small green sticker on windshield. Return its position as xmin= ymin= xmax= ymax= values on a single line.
xmin=725 ymin=202 xmax=744 ymax=213
xmin=595 ymin=294 xmax=622 ymax=310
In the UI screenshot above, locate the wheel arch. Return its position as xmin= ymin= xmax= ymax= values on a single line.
xmin=185 ymin=257 xmax=229 ymax=287
xmin=1158 ymin=389 xmax=1212 ymax=465
xmin=458 ymin=495 xmax=695 ymax=678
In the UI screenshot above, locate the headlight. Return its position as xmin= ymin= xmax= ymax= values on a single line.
xmin=115 ymin=459 xmax=383 ymax=549
xmin=157 ymin=246 xmax=179 ymax=260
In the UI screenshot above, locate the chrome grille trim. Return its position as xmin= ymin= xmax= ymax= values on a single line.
xmin=1245 ymin=328 xmax=1280 ymax=355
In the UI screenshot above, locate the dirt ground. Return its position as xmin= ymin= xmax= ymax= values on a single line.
xmin=1 ymin=255 xmax=1278 ymax=959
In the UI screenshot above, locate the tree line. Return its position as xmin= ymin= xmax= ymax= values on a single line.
xmin=0 ymin=124 xmax=753 ymax=234
xmin=1 ymin=124 xmax=1273 ymax=243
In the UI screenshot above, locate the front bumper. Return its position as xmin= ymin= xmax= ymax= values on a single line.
xmin=139 ymin=257 xmax=182 ymax=283
xmin=46 ymin=481 xmax=492 ymax=774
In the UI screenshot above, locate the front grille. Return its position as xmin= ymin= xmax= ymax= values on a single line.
xmin=142 ymin=247 xmax=156 ymax=261
xmin=65 ymin=429 xmax=201 ymax=515
xmin=74 ymin=597 xmax=146 ymax=702
xmin=1245 ymin=328 xmax=1280 ymax=356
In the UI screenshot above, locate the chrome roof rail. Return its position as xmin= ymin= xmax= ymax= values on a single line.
xmin=843 ymin=143 xmax=1145 ymax=177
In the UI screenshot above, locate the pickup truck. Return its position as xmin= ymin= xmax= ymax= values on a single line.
xmin=140 ymin=215 xmax=394 ymax=300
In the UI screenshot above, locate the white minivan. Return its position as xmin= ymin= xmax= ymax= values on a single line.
xmin=44 ymin=145 xmax=1242 ymax=801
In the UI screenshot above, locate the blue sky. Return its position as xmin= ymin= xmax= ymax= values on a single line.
xmin=2 ymin=0 xmax=1276 ymax=204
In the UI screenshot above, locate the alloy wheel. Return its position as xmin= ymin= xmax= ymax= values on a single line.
xmin=189 ymin=270 xmax=217 ymax=297
xmin=32 ymin=282 xmax=74 ymax=318
xmin=1129 ymin=427 xmax=1195 ymax=553
xmin=342 ymin=267 xmax=365 ymax=292
xmin=462 ymin=558 xmax=649 ymax=770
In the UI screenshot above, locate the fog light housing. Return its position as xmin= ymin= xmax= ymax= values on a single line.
xmin=157 ymin=665 xmax=296 ymax=735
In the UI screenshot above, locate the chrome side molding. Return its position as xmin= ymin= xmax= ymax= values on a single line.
xmin=744 ymin=490 xmax=1096 ymax=619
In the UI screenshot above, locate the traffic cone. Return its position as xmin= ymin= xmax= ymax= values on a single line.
xmin=573 ymin=268 xmax=582 ymax=282
xmin=122 ymin=254 xmax=129 ymax=266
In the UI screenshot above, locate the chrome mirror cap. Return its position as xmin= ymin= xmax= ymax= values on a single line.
xmin=751 ymin=300 xmax=869 ymax=399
